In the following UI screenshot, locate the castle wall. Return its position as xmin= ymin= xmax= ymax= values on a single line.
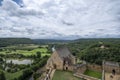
xmin=46 ymin=51 xmax=63 ymax=70
xmin=87 ymin=63 xmax=102 ymax=72
xmin=75 ymin=64 xmax=87 ymax=74
xmin=104 ymin=65 xmax=120 ymax=74
xmin=52 ymin=51 xmax=63 ymax=70
xmin=70 ymin=55 xmax=76 ymax=64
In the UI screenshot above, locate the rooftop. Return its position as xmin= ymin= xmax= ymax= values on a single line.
xmin=104 ymin=61 xmax=119 ymax=67
xmin=55 ymin=46 xmax=71 ymax=59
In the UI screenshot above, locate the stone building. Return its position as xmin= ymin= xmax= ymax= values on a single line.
xmin=103 ymin=61 xmax=120 ymax=74
xmin=46 ymin=47 xmax=76 ymax=71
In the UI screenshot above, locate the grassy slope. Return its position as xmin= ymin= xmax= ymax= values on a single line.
xmin=52 ymin=70 xmax=81 ymax=80
xmin=84 ymin=69 xmax=102 ymax=79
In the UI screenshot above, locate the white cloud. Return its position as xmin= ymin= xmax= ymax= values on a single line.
xmin=0 ymin=0 xmax=120 ymax=39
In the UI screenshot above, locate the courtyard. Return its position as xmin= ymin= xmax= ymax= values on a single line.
xmin=52 ymin=70 xmax=83 ymax=80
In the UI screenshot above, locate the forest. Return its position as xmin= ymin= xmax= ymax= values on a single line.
xmin=0 ymin=38 xmax=33 ymax=47
xmin=66 ymin=38 xmax=120 ymax=65
xmin=0 ymin=38 xmax=70 ymax=47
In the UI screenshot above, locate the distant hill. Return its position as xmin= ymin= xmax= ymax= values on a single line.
xmin=0 ymin=38 xmax=33 ymax=47
xmin=33 ymin=39 xmax=71 ymax=44
xmin=74 ymin=38 xmax=120 ymax=43
xmin=68 ymin=38 xmax=120 ymax=51
xmin=80 ymin=42 xmax=120 ymax=65
xmin=0 ymin=38 xmax=71 ymax=47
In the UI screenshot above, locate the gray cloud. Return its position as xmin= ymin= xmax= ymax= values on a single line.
xmin=1 ymin=0 xmax=44 ymax=17
xmin=0 ymin=0 xmax=120 ymax=39
xmin=61 ymin=20 xmax=74 ymax=26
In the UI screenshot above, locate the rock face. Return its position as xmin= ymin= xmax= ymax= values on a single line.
xmin=46 ymin=46 xmax=76 ymax=71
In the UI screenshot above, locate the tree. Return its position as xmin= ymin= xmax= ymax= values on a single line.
xmin=10 ymin=60 xmax=13 ymax=67
xmin=33 ymin=72 xmax=41 ymax=80
xmin=18 ymin=68 xmax=33 ymax=80
xmin=0 ymin=71 xmax=6 ymax=80
xmin=0 ymin=57 xmax=3 ymax=62
xmin=36 ymin=52 xmax=41 ymax=58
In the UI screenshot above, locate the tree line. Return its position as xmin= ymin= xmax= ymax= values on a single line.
xmin=0 ymin=38 xmax=33 ymax=47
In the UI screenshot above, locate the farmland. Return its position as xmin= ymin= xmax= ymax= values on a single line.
xmin=0 ymin=44 xmax=50 ymax=57
xmin=0 ymin=44 xmax=51 ymax=80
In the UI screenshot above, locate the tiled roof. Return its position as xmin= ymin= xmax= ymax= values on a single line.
xmin=56 ymin=47 xmax=71 ymax=59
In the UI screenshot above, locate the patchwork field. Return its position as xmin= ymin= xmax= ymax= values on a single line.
xmin=52 ymin=70 xmax=82 ymax=80
xmin=0 ymin=45 xmax=50 ymax=57
xmin=0 ymin=44 xmax=51 ymax=80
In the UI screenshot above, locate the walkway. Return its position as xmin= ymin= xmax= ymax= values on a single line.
xmin=50 ymin=69 xmax=56 ymax=80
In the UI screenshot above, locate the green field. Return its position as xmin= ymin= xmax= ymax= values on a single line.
xmin=0 ymin=69 xmax=23 ymax=80
xmin=0 ymin=45 xmax=51 ymax=79
xmin=52 ymin=70 xmax=82 ymax=80
xmin=5 ymin=70 xmax=23 ymax=80
xmin=84 ymin=69 xmax=102 ymax=79
xmin=0 ymin=45 xmax=51 ymax=57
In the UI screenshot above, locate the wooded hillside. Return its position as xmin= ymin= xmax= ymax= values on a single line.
xmin=67 ymin=38 xmax=120 ymax=65
xmin=0 ymin=38 xmax=33 ymax=47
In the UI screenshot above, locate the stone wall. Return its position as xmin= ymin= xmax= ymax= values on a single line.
xmin=46 ymin=51 xmax=63 ymax=70
xmin=70 ymin=55 xmax=76 ymax=64
xmin=104 ymin=65 xmax=120 ymax=74
xmin=87 ymin=63 xmax=102 ymax=72
xmin=102 ymin=70 xmax=105 ymax=80
xmin=74 ymin=73 xmax=99 ymax=80
xmin=68 ymin=65 xmax=74 ymax=71
xmin=75 ymin=64 xmax=87 ymax=74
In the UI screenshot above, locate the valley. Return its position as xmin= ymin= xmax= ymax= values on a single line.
xmin=0 ymin=42 xmax=50 ymax=80
xmin=0 ymin=38 xmax=120 ymax=80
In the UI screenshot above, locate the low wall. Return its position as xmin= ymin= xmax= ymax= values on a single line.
xmin=76 ymin=65 xmax=87 ymax=74
xmin=74 ymin=73 xmax=99 ymax=80
xmin=87 ymin=63 xmax=102 ymax=72
xmin=102 ymin=70 xmax=105 ymax=80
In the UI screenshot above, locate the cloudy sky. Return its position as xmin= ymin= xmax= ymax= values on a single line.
xmin=0 ymin=0 xmax=120 ymax=40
